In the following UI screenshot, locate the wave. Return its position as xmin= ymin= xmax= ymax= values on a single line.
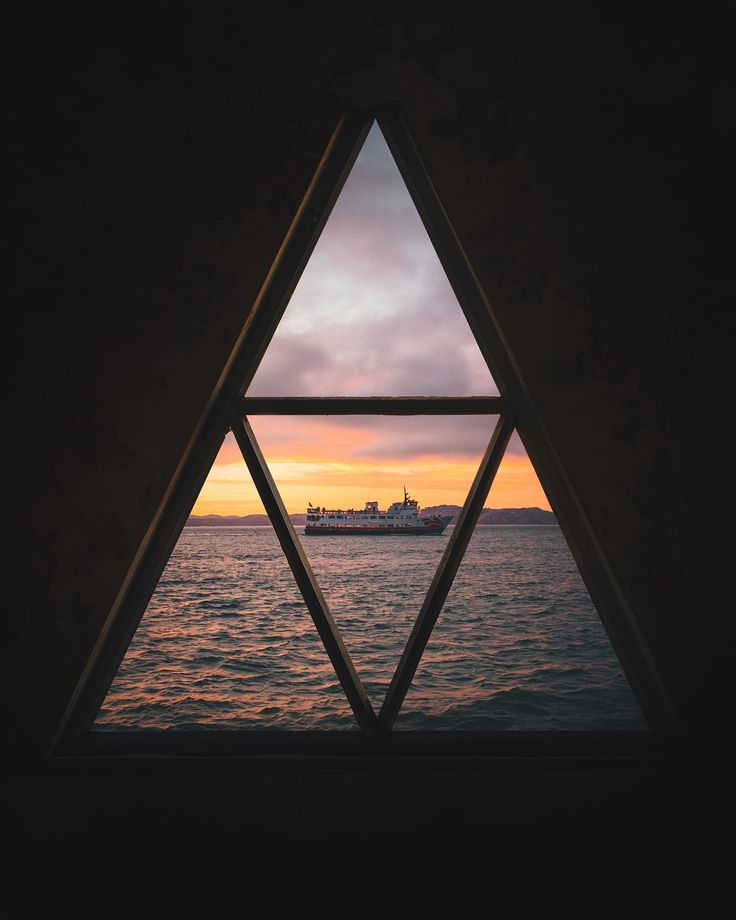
xmin=99 ymin=526 xmax=645 ymax=731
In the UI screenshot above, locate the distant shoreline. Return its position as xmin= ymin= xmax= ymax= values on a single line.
xmin=184 ymin=522 xmax=558 ymax=527
xmin=186 ymin=506 xmax=556 ymax=527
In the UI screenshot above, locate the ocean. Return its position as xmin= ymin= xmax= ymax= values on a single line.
xmin=95 ymin=525 xmax=646 ymax=731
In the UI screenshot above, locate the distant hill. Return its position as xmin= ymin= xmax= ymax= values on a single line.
xmin=186 ymin=507 xmax=555 ymax=526
xmin=479 ymin=507 xmax=555 ymax=525
xmin=424 ymin=505 xmax=555 ymax=525
xmin=186 ymin=514 xmax=270 ymax=527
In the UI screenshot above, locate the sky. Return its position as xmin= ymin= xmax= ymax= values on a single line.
xmin=193 ymin=122 xmax=550 ymax=515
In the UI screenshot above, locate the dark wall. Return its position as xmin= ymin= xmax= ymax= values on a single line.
xmin=5 ymin=3 xmax=733 ymax=840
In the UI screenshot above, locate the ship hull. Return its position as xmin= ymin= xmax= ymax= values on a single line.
xmin=305 ymin=518 xmax=450 ymax=536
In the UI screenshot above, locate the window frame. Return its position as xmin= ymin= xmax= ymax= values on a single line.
xmin=49 ymin=107 xmax=676 ymax=764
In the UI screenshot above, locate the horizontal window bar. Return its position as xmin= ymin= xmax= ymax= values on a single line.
xmin=238 ymin=396 xmax=507 ymax=415
xmin=59 ymin=729 xmax=659 ymax=762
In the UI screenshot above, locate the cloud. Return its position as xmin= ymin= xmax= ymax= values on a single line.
xmin=248 ymin=415 xmax=497 ymax=463
xmin=217 ymin=418 xmax=530 ymax=484
xmin=248 ymin=122 xmax=498 ymax=398
xmin=205 ymin=418 xmax=547 ymax=516
xmin=347 ymin=416 xmax=495 ymax=460
xmin=246 ymin=337 xmax=334 ymax=398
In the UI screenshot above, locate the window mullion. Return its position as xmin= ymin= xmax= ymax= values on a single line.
xmin=230 ymin=412 xmax=378 ymax=734
xmin=377 ymin=414 xmax=515 ymax=733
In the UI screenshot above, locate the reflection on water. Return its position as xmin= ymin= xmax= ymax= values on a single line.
xmin=95 ymin=526 xmax=645 ymax=731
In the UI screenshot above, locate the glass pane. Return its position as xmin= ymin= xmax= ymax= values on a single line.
xmin=396 ymin=433 xmax=647 ymax=730
xmin=250 ymin=414 xmax=497 ymax=708
xmin=247 ymin=121 xmax=498 ymax=397
xmin=95 ymin=434 xmax=355 ymax=731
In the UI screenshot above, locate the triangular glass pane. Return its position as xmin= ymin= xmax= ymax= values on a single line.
xmin=396 ymin=432 xmax=647 ymax=730
xmin=250 ymin=413 xmax=496 ymax=707
xmin=94 ymin=433 xmax=355 ymax=731
xmin=247 ymin=121 xmax=498 ymax=397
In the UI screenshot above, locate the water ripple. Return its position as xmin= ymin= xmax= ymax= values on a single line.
xmin=95 ymin=526 xmax=645 ymax=732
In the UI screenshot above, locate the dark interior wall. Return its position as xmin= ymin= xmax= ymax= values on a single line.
xmin=5 ymin=3 xmax=733 ymax=838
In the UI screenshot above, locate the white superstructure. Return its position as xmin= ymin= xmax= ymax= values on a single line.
xmin=304 ymin=489 xmax=452 ymax=535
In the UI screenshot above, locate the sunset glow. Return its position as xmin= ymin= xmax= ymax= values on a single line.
xmin=192 ymin=123 xmax=551 ymax=518
xmin=191 ymin=427 xmax=552 ymax=516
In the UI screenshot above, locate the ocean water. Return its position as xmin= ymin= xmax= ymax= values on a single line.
xmin=95 ymin=525 xmax=646 ymax=731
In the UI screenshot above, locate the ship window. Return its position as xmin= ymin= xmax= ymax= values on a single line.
xmin=52 ymin=107 xmax=669 ymax=762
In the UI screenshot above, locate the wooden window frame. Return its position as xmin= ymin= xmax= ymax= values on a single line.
xmin=49 ymin=107 xmax=676 ymax=766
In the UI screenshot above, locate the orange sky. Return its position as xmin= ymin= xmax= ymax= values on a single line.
xmin=191 ymin=422 xmax=552 ymax=516
xmin=189 ymin=125 xmax=554 ymax=519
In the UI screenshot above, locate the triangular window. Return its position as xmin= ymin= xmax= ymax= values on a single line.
xmin=52 ymin=110 xmax=672 ymax=757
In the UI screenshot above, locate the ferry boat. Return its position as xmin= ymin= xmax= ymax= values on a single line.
xmin=304 ymin=489 xmax=453 ymax=536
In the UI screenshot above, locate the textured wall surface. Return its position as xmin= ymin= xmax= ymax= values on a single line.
xmin=5 ymin=4 xmax=733 ymax=842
